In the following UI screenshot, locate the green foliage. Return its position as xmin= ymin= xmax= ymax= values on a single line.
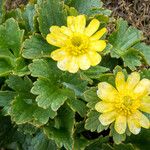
xmin=109 ymin=19 xmax=144 ymax=70
xmin=0 ymin=0 xmax=150 ymax=149
xmin=23 ymin=34 xmax=53 ymax=59
xmin=0 ymin=18 xmax=29 ymax=76
xmin=37 ymin=0 xmax=67 ymax=37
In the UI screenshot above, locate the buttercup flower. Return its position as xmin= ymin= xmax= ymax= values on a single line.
xmin=46 ymin=15 xmax=107 ymax=73
xmin=95 ymin=71 xmax=150 ymax=134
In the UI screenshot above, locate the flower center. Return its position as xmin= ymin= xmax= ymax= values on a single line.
xmin=71 ymin=36 xmax=83 ymax=47
xmin=115 ymin=96 xmax=141 ymax=116
xmin=67 ymin=34 xmax=89 ymax=56
xmin=123 ymin=96 xmax=133 ymax=107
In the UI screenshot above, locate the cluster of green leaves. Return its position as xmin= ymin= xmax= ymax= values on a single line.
xmin=0 ymin=0 xmax=150 ymax=149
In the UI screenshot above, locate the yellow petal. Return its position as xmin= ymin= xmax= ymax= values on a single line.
xmin=133 ymin=79 xmax=150 ymax=98
xmin=89 ymin=40 xmax=106 ymax=52
xmin=67 ymin=15 xmax=86 ymax=33
xmin=140 ymin=96 xmax=150 ymax=113
xmin=99 ymin=111 xmax=117 ymax=126
xmin=57 ymin=57 xmax=70 ymax=71
xmin=84 ymin=19 xmax=100 ymax=36
xmin=50 ymin=26 xmax=68 ymax=40
xmin=46 ymin=34 xmax=66 ymax=47
xmin=74 ymin=15 xmax=86 ymax=33
xmin=78 ymin=54 xmax=91 ymax=70
xmin=51 ymin=49 xmax=68 ymax=61
xmin=127 ymin=72 xmax=140 ymax=90
xmin=90 ymin=28 xmax=107 ymax=40
xmin=67 ymin=56 xmax=79 ymax=73
xmin=115 ymin=115 xmax=127 ymax=134
xmin=67 ymin=16 xmax=75 ymax=31
xmin=95 ymin=101 xmax=114 ymax=113
xmin=97 ymin=82 xmax=119 ymax=102
xmin=127 ymin=116 xmax=141 ymax=135
xmin=87 ymin=51 xmax=101 ymax=66
xmin=61 ymin=26 xmax=72 ymax=36
xmin=115 ymin=72 xmax=126 ymax=94
xmin=132 ymin=110 xmax=149 ymax=129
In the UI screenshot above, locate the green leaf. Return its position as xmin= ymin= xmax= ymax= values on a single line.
xmin=6 ymin=75 xmax=56 ymax=126
xmin=84 ymin=87 xmax=99 ymax=109
xmin=67 ymin=98 xmax=87 ymax=117
xmin=62 ymin=73 xmax=88 ymax=97
xmin=44 ymin=104 xmax=75 ymax=150
xmin=81 ymin=66 xmax=110 ymax=79
xmin=29 ymin=59 xmax=68 ymax=110
xmin=133 ymin=42 xmax=150 ymax=65
xmin=37 ymin=0 xmax=67 ymax=37
xmin=31 ymin=78 xmax=68 ymax=110
xmin=109 ymin=19 xmax=143 ymax=70
xmin=85 ymin=137 xmax=110 ymax=150
xmin=22 ymin=34 xmax=53 ymax=59
xmin=23 ymin=3 xmax=37 ymax=32
xmin=0 ymin=91 xmax=16 ymax=114
xmin=0 ymin=18 xmax=24 ymax=57
xmin=140 ymin=69 xmax=150 ymax=79
xmin=122 ymin=48 xmax=141 ymax=70
xmin=110 ymin=125 xmax=126 ymax=144
xmin=70 ymin=0 xmax=103 ymax=15
xmin=114 ymin=143 xmax=134 ymax=150
xmin=85 ymin=110 xmax=107 ymax=132
xmin=0 ymin=18 xmax=29 ymax=76
xmin=31 ymin=132 xmax=57 ymax=150
xmin=29 ymin=59 xmax=87 ymax=111
xmin=0 ymin=116 xmax=18 ymax=147
xmin=126 ymin=129 xmax=150 ymax=150
xmin=17 ymin=123 xmax=37 ymax=135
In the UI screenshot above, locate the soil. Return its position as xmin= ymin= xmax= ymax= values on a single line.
xmin=103 ymin=0 xmax=150 ymax=44
xmin=5 ymin=0 xmax=150 ymax=44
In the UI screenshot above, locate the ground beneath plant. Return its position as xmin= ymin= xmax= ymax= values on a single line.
xmin=5 ymin=0 xmax=150 ymax=44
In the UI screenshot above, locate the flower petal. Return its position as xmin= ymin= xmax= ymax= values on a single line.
xmin=115 ymin=115 xmax=127 ymax=134
xmin=61 ymin=26 xmax=72 ymax=36
xmin=133 ymin=79 xmax=150 ymax=98
xmin=140 ymin=96 xmax=150 ymax=113
xmin=78 ymin=54 xmax=91 ymax=70
xmin=74 ymin=15 xmax=86 ymax=33
xmin=95 ymin=101 xmax=114 ymax=113
xmin=67 ymin=56 xmax=79 ymax=73
xmin=67 ymin=15 xmax=86 ymax=33
xmin=132 ymin=110 xmax=149 ymax=129
xmin=89 ymin=40 xmax=106 ymax=52
xmin=84 ymin=19 xmax=100 ymax=36
xmin=97 ymin=82 xmax=119 ymax=102
xmin=87 ymin=51 xmax=101 ymax=66
xmin=46 ymin=33 xmax=66 ymax=47
xmin=127 ymin=72 xmax=140 ymax=90
xmin=127 ymin=115 xmax=141 ymax=135
xmin=99 ymin=111 xmax=117 ymax=126
xmin=115 ymin=71 xmax=126 ymax=94
xmin=51 ymin=49 xmax=68 ymax=61
xmin=57 ymin=57 xmax=70 ymax=71
xmin=90 ymin=28 xmax=107 ymax=40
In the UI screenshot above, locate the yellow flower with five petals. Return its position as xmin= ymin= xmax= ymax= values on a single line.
xmin=46 ymin=15 xmax=107 ymax=73
xmin=95 ymin=71 xmax=150 ymax=134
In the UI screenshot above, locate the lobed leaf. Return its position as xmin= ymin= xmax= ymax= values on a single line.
xmin=109 ymin=19 xmax=143 ymax=70
xmin=23 ymin=34 xmax=53 ymax=59
xmin=0 ymin=18 xmax=29 ymax=76
xmin=37 ymin=0 xmax=67 ymax=37
xmin=85 ymin=110 xmax=108 ymax=133
xmin=44 ymin=104 xmax=75 ymax=150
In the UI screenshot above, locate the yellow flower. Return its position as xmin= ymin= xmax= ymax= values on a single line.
xmin=46 ymin=15 xmax=107 ymax=73
xmin=95 ymin=71 xmax=150 ymax=135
